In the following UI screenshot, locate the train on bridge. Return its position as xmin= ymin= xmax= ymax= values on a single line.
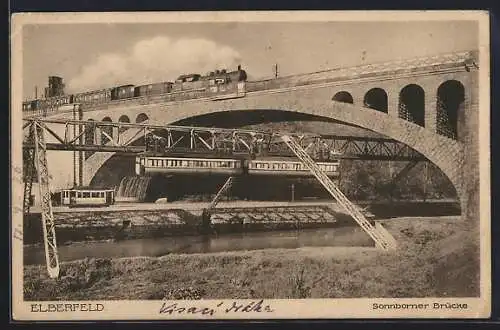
xmin=22 ymin=66 xmax=248 ymax=114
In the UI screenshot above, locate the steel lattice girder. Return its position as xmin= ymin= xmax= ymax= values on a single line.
xmin=22 ymin=118 xmax=426 ymax=161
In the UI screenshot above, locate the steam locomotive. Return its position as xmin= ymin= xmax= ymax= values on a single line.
xmin=22 ymin=66 xmax=248 ymax=113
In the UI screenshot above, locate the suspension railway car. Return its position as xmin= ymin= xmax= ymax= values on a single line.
xmin=52 ymin=188 xmax=116 ymax=207
xmin=136 ymin=157 xmax=243 ymax=176
xmin=135 ymin=156 xmax=340 ymax=178
xmin=248 ymin=159 xmax=340 ymax=178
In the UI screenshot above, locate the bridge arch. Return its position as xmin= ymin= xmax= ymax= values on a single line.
xmin=399 ymin=84 xmax=425 ymax=127
xmin=83 ymin=87 xmax=466 ymax=214
xmin=436 ymin=80 xmax=465 ymax=140
xmin=332 ymin=91 xmax=354 ymax=104
xmin=364 ymin=88 xmax=388 ymax=113
xmin=118 ymin=115 xmax=131 ymax=134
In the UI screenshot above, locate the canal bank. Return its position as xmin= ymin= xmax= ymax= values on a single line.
xmin=23 ymin=216 xmax=479 ymax=300
xmin=23 ymin=200 xmax=460 ymax=245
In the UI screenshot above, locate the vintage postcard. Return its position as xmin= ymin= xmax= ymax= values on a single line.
xmin=10 ymin=11 xmax=491 ymax=320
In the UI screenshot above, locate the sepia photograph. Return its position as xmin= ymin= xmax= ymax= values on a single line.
xmin=11 ymin=11 xmax=491 ymax=320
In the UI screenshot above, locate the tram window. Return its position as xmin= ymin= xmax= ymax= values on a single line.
xmin=83 ymin=192 xmax=90 ymax=198
xmin=182 ymin=160 xmax=188 ymax=167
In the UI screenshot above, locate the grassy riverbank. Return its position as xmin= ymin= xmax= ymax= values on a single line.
xmin=24 ymin=216 xmax=479 ymax=300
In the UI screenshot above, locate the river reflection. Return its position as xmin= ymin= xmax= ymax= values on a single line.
xmin=24 ymin=226 xmax=374 ymax=265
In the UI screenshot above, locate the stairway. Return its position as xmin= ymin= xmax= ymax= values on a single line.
xmin=281 ymin=135 xmax=397 ymax=250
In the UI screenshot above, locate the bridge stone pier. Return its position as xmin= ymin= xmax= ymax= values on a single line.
xmin=44 ymin=51 xmax=479 ymax=222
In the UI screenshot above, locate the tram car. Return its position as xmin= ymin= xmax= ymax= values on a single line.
xmin=135 ymin=155 xmax=340 ymax=178
xmin=52 ymin=187 xmax=116 ymax=207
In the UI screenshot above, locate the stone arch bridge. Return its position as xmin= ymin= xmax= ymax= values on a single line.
xmin=41 ymin=51 xmax=480 ymax=220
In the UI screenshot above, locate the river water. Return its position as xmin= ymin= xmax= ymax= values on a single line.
xmin=23 ymin=226 xmax=373 ymax=265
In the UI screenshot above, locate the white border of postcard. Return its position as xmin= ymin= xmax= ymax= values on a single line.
xmin=10 ymin=10 xmax=491 ymax=320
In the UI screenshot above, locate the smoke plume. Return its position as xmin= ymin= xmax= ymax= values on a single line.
xmin=67 ymin=36 xmax=242 ymax=93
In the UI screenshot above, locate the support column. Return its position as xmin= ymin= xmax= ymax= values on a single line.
xmin=95 ymin=126 xmax=102 ymax=145
xmin=352 ymin=91 xmax=365 ymax=108
xmin=78 ymin=105 xmax=84 ymax=186
xmin=424 ymin=81 xmax=439 ymax=131
xmin=112 ymin=126 xmax=119 ymax=145
xmin=387 ymin=87 xmax=400 ymax=118
xmin=462 ymin=70 xmax=479 ymax=223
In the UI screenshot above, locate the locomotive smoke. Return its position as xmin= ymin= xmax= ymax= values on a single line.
xmin=67 ymin=36 xmax=242 ymax=93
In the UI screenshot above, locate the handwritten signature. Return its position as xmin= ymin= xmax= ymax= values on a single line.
xmin=159 ymin=300 xmax=274 ymax=316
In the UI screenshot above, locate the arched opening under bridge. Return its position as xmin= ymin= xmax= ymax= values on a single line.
xmin=136 ymin=113 xmax=149 ymax=123
xmin=332 ymin=91 xmax=354 ymax=104
xmin=118 ymin=115 xmax=131 ymax=134
xmin=101 ymin=116 xmax=113 ymax=144
xmin=436 ymin=80 xmax=465 ymax=140
xmin=399 ymin=84 xmax=425 ymax=127
xmin=364 ymin=88 xmax=388 ymax=113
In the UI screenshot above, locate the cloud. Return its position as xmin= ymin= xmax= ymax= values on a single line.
xmin=67 ymin=36 xmax=242 ymax=93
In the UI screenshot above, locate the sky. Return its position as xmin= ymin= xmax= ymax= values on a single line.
xmin=22 ymin=20 xmax=479 ymax=100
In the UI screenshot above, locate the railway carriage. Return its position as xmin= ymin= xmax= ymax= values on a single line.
xmin=111 ymin=85 xmax=135 ymax=100
xmin=136 ymin=156 xmax=244 ymax=176
xmin=135 ymin=155 xmax=341 ymax=178
xmin=248 ymin=159 xmax=340 ymax=178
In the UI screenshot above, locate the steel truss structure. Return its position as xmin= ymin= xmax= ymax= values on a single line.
xmin=23 ymin=118 xmax=425 ymax=161
xmin=23 ymin=121 xmax=60 ymax=278
xmin=20 ymin=118 xmax=404 ymax=278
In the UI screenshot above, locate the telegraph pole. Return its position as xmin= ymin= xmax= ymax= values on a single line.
xmin=423 ymin=161 xmax=428 ymax=202
xmin=72 ymin=104 xmax=77 ymax=187
xmin=78 ymin=104 xmax=84 ymax=186
xmin=273 ymin=63 xmax=279 ymax=79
